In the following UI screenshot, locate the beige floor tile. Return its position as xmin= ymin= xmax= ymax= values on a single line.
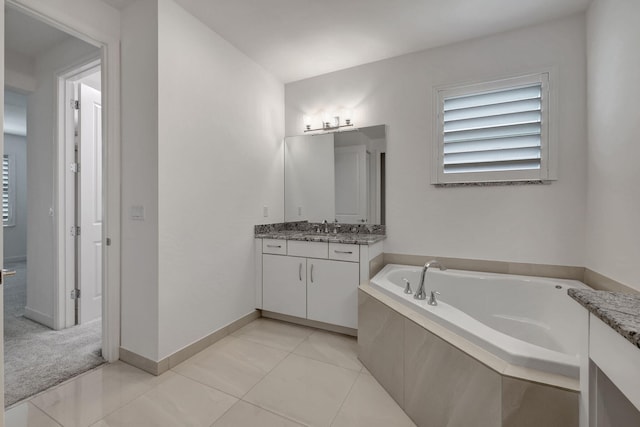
xmin=244 ymin=353 xmax=358 ymax=427
xmin=31 ymin=361 xmax=167 ymax=427
xmin=231 ymin=318 xmax=313 ymax=351
xmin=212 ymin=401 xmax=303 ymax=427
xmin=293 ymin=330 xmax=362 ymax=372
xmin=5 ymin=402 xmax=62 ymax=427
xmin=173 ymin=336 xmax=288 ymax=397
xmin=90 ymin=374 xmax=237 ymax=427
xmin=331 ymin=374 xmax=416 ymax=427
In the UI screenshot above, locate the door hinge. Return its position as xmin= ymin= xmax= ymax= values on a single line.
xmin=71 ymin=100 xmax=80 ymax=110
xmin=70 ymin=289 xmax=81 ymax=300
xmin=70 ymin=226 xmax=81 ymax=237
xmin=70 ymin=162 xmax=79 ymax=173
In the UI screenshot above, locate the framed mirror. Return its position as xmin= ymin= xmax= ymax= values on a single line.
xmin=284 ymin=125 xmax=386 ymax=225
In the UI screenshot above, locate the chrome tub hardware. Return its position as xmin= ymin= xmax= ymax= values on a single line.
xmin=402 ymin=278 xmax=412 ymax=295
xmin=415 ymin=260 xmax=446 ymax=300
xmin=427 ymin=291 xmax=441 ymax=306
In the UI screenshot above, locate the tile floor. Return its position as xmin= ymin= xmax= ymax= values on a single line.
xmin=6 ymin=318 xmax=416 ymax=427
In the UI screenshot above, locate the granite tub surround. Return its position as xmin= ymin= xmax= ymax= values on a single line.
xmin=255 ymin=221 xmax=386 ymax=244
xmin=358 ymin=286 xmax=579 ymax=427
xmin=568 ymin=288 xmax=640 ymax=349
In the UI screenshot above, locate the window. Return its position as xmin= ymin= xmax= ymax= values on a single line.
xmin=432 ymin=73 xmax=553 ymax=185
xmin=3 ymin=154 xmax=15 ymax=227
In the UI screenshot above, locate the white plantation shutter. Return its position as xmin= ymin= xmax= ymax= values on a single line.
xmin=433 ymin=73 xmax=551 ymax=184
xmin=3 ymin=154 xmax=14 ymax=226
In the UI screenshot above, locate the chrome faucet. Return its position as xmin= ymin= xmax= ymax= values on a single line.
xmin=414 ymin=260 xmax=446 ymax=300
xmin=333 ymin=219 xmax=341 ymax=234
xmin=322 ymin=220 xmax=329 ymax=233
xmin=427 ymin=291 xmax=441 ymax=306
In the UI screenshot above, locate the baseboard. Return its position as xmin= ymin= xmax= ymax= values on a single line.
xmin=24 ymin=307 xmax=54 ymax=329
xmin=261 ymin=310 xmax=358 ymax=337
xmin=382 ymin=253 xmax=640 ymax=295
xmin=584 ymin=268 xmax=639 ymax=295
xmin=119 ymin=310 xmax=261 ymax=376
xmin=4 ymin=255 xmax=26 ymax=263
xmin=119 ymin=348 xmax=167 ymax=376
xmin=383 ymin=253 xmax=584 ymax=281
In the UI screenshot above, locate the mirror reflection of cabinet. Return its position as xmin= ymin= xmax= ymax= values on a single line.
xmin=284 ymin=125 xmax=386 ymax=225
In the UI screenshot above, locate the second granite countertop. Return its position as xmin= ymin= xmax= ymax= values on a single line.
xmin=568 ymin=288 xmax=640 ymax=350
xmin=255 ymin=230 xmax=385 ymax=245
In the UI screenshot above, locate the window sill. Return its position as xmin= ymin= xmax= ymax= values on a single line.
xmin=433 ymin=180 xmax=552 ymax=188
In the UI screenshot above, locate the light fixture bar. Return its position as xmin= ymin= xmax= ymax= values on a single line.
xmin=304 ymin=117 xmax=353 ymax=132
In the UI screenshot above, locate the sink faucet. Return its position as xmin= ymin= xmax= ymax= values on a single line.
xmin=414 ymin=260 xmax=446 ymax=300
xmin=333 ymin=219 xmax=341 ymax=234
xmin=322 ymin=220 xmax=329 ymax=233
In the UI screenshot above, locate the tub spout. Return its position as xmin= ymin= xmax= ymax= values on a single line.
xmin=414 ymin=260 xmax=446 ymax=300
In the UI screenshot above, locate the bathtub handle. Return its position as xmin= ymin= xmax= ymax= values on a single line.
xmin=334 ymin=250 xmax=353 ymax=254
xmin=402 ymin=278 xmax=412 ymax=295
xmin=299 ymin=263 xmax=302 ymax=281
xmin=310 ymin=264 xmax=314 ymax=283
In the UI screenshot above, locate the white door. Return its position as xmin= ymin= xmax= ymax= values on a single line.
xmin=78 ymin=84 xmax=102 ymax=324
xmin=335 ymin=145 xmax=368 ymax=223
xmin=307 ymin=259 xmax=359 ymax=328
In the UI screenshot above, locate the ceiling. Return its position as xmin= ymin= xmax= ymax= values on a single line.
xmin=100 ymin=0 xmax=591 ymax=83
xmin=5 ymin=7 xmax=72 ymax=58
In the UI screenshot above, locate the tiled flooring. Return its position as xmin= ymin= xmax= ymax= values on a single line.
xmin=6 ymin=318 xmax=416 ymax=427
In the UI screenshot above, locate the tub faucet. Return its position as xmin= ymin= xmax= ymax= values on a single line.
xmin=427 ymin=291 xmax=441 ymax=306
xmin=414 ymin=260 xmax=446 ymax=300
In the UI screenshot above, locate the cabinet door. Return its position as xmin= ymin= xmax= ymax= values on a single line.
xmin=307 ymin=259 xmax=359 ymax=328
xmin=263 ymin=255 xmax=307 ymax=318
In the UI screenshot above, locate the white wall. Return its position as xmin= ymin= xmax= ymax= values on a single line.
xmin=585 ymin=0 xmax=640 ymax=291
xmin=285 ymin=14 xmax=588 ymax=267
xmin=120 ymin=0 xmax=160 ymax=361
xmin=3 ymin=134 xmax=27 ymax=262
xmin=157 ymin=0 xmax=284 ymax=359
xmin=5 ymin=48 xmax=36 ymax=93
xmin=25 ymin=37 xmax=98 ymax=326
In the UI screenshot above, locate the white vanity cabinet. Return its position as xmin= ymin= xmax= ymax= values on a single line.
xmin=262 ymin=254 xmax=306 ymax=318
xmin=255 ymin=238 xmax=383 ymax=331
xmin=307 ymin=258 xmax=359 ymax=328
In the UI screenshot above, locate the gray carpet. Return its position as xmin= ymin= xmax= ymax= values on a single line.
xmin=3 ymin=261 xmax=105 ymax=407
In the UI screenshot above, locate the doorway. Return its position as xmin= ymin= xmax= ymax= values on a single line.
xmin=3 ymin=5 xmax=106 ymax=407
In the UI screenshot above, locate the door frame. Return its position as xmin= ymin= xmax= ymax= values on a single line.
xmin=57 ymin=59 xmax=101 ymax=330
xmin=5 ymin=0 xmax=121 ymax=363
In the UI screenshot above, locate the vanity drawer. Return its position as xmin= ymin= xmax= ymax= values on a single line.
xmin=263 ymin=239 xmax=287 ymax=255
xmin=329 ymin=243 xmax=359 ymax=262
xmin=287 ymin=241 xmax=328 ymax=259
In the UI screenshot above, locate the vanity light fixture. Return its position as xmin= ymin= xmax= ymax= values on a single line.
xmin=304 ymin=110 xmax=354 ymax=132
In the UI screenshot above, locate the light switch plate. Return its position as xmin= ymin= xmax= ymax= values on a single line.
xmin=131 ymin=205 xmax=145 ymax=221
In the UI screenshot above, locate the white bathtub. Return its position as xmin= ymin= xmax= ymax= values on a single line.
xmin=370 ymin=264 xmax=588 ymax=378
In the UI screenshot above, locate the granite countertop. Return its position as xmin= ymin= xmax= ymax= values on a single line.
xmin=255 ymin=230 xmax=385 ymax=245
xmin=254 ymin=221 xmax=386 ymax=245
xmin=568 ymin=288 xmax=640 ymax=350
